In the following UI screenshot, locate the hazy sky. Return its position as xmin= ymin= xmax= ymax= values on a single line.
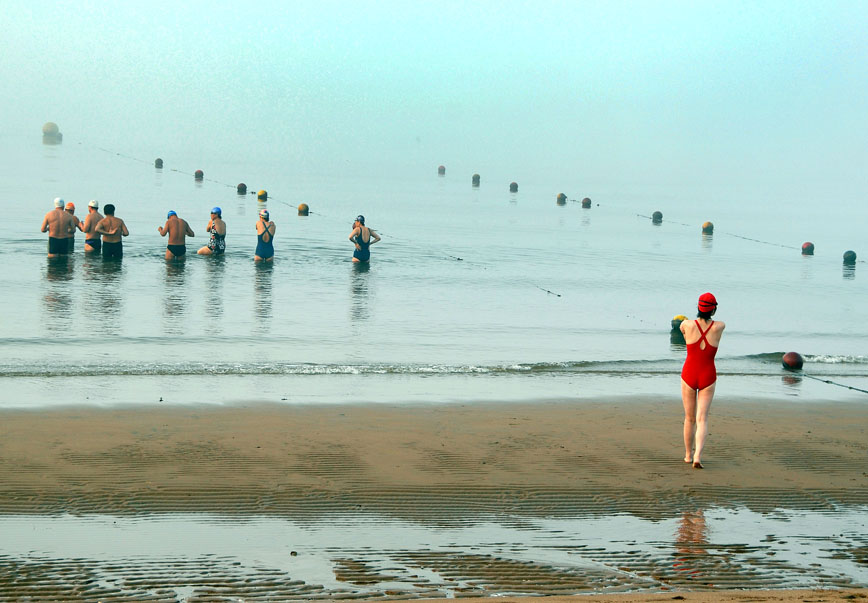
xmin=2 ymin=0 xmax=867 ymax=193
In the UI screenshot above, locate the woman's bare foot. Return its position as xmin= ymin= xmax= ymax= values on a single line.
xmin=693 ymin=461 xmax=704 ymax=469
xmin=683 ymin=456 xmax=693 ymax=463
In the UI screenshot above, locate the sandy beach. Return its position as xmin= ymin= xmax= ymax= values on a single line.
xmin=1 ymin=398 xmax=866 ymax=600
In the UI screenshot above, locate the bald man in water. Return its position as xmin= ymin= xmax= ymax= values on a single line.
xmin=40 ymin=197 xmax=76 ymax=258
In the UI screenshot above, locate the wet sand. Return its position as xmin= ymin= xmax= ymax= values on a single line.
xmin=0 ymin=398 xmax=866 ymax=600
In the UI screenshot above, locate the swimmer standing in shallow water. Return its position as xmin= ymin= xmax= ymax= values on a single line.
xmin=254 ymin=209 xmax=276 ymax=262
xmin=348 ymin=215 xmax=380 ymax=262
xmin=679 ymin=292 xmax=725 ymax=469
xmin=158 ymin=211 xmax=194 ymax=261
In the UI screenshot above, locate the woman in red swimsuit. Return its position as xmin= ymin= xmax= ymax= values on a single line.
xmin=679 ymin=292 xmax=725 ymax=469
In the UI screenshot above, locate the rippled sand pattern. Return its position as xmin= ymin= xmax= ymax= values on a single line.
xmin=0 ymin=401 xmax=866 ymax=600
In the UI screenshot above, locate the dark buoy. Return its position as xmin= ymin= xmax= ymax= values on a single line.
xmin=237 ymin=183 xmax=247 ymax=195
xmin=438 ymin=165 xmax=446 ymax=176
xmin=509 ymin=182 xmax=518 ymax=193
xmin=298 ymin=203 xmax=309 ymax=216
xmin=843 ymin=250 xmax=857 ymax=264
xmin=154 ymin=158 xmax=163 ymax=169
xmin=257 ymin=189 xmax=268 ymax=201
xmin=472 ymin=173 xmax=480 ymax=187
xmin=194 ymin=169 xmax=204 ymax=181
xmin=652 ymin=211 xmax=663 ymax=224
xmin=702 ymin=221 xmax=714 ymax=234
xmin=801 ymin=242 xmax=814 ymax=255
xmin=782 ymin=352 xmax=804 ymax=371
xmin=42 ymin=122 xmax=62 ymax=144
xmin=556 ymin=193 xmax=567 ymax=206
xmin=581 ymin=197 xmax=591 ymax=208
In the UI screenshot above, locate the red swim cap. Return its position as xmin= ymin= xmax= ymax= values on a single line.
xmin=698 ymin=292 xmax=718 ymax=311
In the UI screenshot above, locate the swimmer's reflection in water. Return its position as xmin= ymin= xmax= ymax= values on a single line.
xmin=162 ymin=261 xmax=188 ymax=329
xmin=350 ymin=261 xmax=371 ymax=322
xmin=254 ymin=261 xmax=273 ymax=325
xmin=672 ymin=509 xmax=709 ymax=577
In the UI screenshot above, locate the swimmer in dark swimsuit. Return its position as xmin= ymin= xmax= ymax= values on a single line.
xmin=198 ymin=207 xmax=226 ymax=255
xmin=40 ymin=197 xmax=76 ymax=258
xmin=158 ymin=210 xmax=194 ymax=261
xmin=95 ymin=203 xmax=129 ymax=260
xmin=82 ymin=200 xmax=104 ymax=254
xmin=254 ymin=209 xmax=276 ymax=261
xmin=679 ymin=292 xmax=725 ymax=469
xmin=348 ymin=215 xmax=380 ymax=262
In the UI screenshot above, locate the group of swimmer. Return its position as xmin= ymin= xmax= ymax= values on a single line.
xmin=40 ymin=198 xmax=381 ymax=263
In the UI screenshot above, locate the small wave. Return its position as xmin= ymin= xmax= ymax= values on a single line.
xmin=746 ymin=352 xmax=868 ymax=365
xmin=804 ymin=354 xmax=868 ymax=364
xmin=2 ymin=355 xmax=866 ymax=379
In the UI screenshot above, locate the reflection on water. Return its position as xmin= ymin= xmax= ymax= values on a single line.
xmin=0 ymin=506 xmax=865 ymax=600
xmin=673 ymin=509 xmax=708 ymax=577
xmin=41 ymin=257 xmax=75 ymax=332
xmin=350 ymin=262 xmax=372 ymax=322
xmin=163 ymin=261 xmax=188 ymax=332
xmin=203 ymin=256 xmax=226 ymax=327
xmin=781 ymin=375 xmax=802 ymax=389
xmin=80 ymin=255 xmax=125 ymax=331
xmin=701 ymin=232 xmax=713 ymax=250
xmin=253 ymin=262 xmax=273 ymax=326
xmin=843 ymin=263 xmax=856 ymax=280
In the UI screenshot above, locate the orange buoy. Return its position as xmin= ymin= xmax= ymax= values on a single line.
xmin=801 ymin=242 xmax=814 ymax=255
xmin=298 ymin=203 xmax=309 ymax=216
xmin=556 ymin=193 xmax=567 ymax=205
xmin=782 ymin=352 xmax=804 ymax=370
xmin=652 ymin=211 xmax=663 ymax=224
xmin=194 ymin=169 xmax=204 ymax=181
xmin=257 ymin=190 xmax=268 ymax=201
xmin=702 ymin=221 xmax=713 ymax=234
xmin=509 ymin=182 xmax=518 ymax=193
xmin=671 ymin=314 xmax=688 ymax=331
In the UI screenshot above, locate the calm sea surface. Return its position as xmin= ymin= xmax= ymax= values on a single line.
xmin=1 ymin=134 xmax=867 ymax=407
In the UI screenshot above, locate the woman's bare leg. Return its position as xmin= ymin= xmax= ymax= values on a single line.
xmin=692 ymin=383 xmax=715 ymax=467
xmin=681 ymin=380 xmax=697 ymax=463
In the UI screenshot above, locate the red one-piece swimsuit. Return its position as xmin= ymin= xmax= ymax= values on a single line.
xmin=681 ymin=320 xmax=717 ymax=390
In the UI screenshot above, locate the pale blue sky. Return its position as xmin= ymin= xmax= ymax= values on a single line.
xmin=2 ymin=0 xmax=866 ymax=194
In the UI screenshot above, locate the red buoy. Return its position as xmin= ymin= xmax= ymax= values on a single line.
xmin=194 ymin=169 xmax=204 ymax=180
xmin=237 ymin=183 xmax=247 ymax=194
xmin=438 ymin=165 xmax=446 ymax=176
xmin=801 ymin=242 xmax=814 ymax=255
xmin=581 ymin=197 xmax=591 ymax=208
xmin=782 ymin=352 xmax=804 ymax=370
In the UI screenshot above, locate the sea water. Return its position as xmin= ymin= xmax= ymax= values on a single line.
xmin=1 ymin=135 xmax=867 ymax=408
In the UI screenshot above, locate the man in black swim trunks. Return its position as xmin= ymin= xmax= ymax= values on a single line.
xmin=40 ymin=197 xmax=76 ymax=258
xmin=95 ymin=203 xmax=129 ymax=259
xmin=81 ymin=200 xmax=104 ymax=253
xmin=158 ymin=210 xmax=194 ymax=261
